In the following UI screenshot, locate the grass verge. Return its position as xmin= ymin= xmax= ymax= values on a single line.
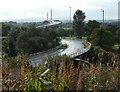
xmin=60 ymin=44 xmax=68 ymax=49
xmin=82 ymin=41 xmax=90 ymax=48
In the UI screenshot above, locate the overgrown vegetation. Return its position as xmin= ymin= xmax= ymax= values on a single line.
xmin=2 ymin=50 xmax=120 ymax=91
xmin=45 ymin=52 xmax=119 ymax=90
xmin=2 ymin=22 xmax=60 ymax=57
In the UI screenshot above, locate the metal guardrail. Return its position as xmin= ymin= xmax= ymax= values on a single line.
xmin=30 ymin=40 xmax=92 ymax=67
xmin=69 ymin=41 xmax=91 ymax=58
xmin=29 ymin=45 xmax=60 ymax=57
xmin=75 ymin=58 xmax=90 ymax=65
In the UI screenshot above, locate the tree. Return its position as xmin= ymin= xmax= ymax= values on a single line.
xmin=2 ymin=29 xmax=20 ymax=57
xmin=90 ymin=28 xmax=114 ymax=50
xmin=106 ymin=24 xmax=119 ymax=44
xmin=81 ymin=24 xmax=91 ymax=36
xmin=87 ymin=20 xmax=100 ymax=35
xmin=2 ymin=22 xmax=60 ymax=56
xmin=2 ymin=23 xmax=11 ymax=36
xmin=73 ymin=10 xmax=86 ymax=36
xmin=16 ymin=28 xmax=60 ymax=54
xmin=107 ymin=24 xmax=118 ymax=35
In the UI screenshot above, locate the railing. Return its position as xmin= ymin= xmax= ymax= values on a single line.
xmin=29 ymin=45 xmax=60 ymax=57
xmin=69 ymin=41 xmax=92 ymax=58
xmin=30 ymin=40 xmax=92 ymax=67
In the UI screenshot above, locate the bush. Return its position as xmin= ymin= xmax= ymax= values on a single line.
xmin=82 ymin=41 xmax=90 ymax=48
xmin=60 ymin=44 xmax=68 ymax=49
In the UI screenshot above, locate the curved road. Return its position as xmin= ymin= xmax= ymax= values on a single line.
xmin=29 ymin=39 xmax=89 ymax=66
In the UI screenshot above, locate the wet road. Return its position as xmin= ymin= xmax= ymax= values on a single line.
xmin=29 ymin=39 xmax=89 ymax=66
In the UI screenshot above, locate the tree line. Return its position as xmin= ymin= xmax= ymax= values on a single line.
xmin=2 ymin=22 xmax=60 ymax=57
xmin=72 ymin=10 xmax=120 ymax=52
xmin=2 ymin=9 xmax=120 ymax=57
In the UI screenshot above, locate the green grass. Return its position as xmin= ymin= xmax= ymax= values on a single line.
xmin=69 ymin=36 xmax=77 ymax=40
xmin=0 ymin=55 xmax=2 ymax=59
xmin=82 ymin=41 xmax=90 ymax=48
xmin=82 ymin=36 xmax=87 ymax=40
xmin=113 ymin=44 xmax=120 ymax=50
xmin=60 ymin=44 xmax=68 ymax=49
xmin=62 ymin=36 xmax=79 ymax=40
xmin=114 ymin=44 xmax=120 ymax=47
xmin=63 ymin=28 xmax=72 ymax=30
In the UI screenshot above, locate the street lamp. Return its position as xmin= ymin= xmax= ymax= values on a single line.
xmin=47 ymin=12 xmax=48 ymax=20
xmin=69 ymin=7 xmax=71 ymax=23
xmin=101 ymin=9 xmax=104 ymax=25
xmin=69 ymin=7 xmax=71 ymax=37
xmin=51 ymin=9 xmax=52 ymax=20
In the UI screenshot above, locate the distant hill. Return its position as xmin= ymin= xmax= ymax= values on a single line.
xmin=0 ymin=18 xmax=118 ymax=24
xmin=61 ymin=19 xmax=118 ymax=24
xmin=97 ymin=19 xmax=118 ymax=23
xmin=0 ymin=18 xmax=45 ymax=23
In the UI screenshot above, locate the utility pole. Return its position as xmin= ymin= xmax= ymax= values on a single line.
xmin=69 ymin=7 xmax=71 ymax=37
xmin=47 ymin=12 xmax=48 ymax=20
xmin=101 ymin=9 xmax=104 ymax=25
xmin=118 ymin=1 xmax=120 ymax=27
xmin=50 ymin=9 xmax=52 ymax=20
xmin=69 ymin=7 xmax=71 ymax=23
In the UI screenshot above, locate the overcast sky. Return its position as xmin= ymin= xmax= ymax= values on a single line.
xmin=0 ymin=0 xmax=119 ymax=21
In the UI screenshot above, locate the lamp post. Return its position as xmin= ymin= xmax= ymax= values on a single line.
xmin=101 ymin=9 xmax=104 ymax=25
xmin=47 ymin=12 xmax=48 ymax=20
xmin=69 ymin=7 xmax=71 ymax=37
xmin=51 ymin=9 xmax=52 ymax=20
xmin=69 ymin=7 xmax=71 ymax=23
xmin=118 ymin=1 xmax=120 ymax=27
